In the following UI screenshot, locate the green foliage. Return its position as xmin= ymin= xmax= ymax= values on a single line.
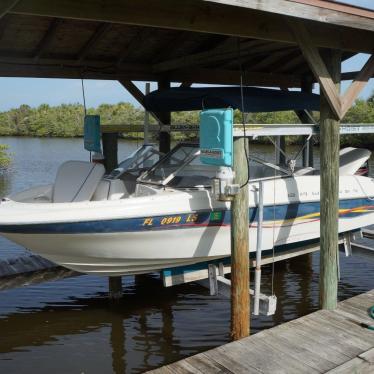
xmin=0 ymin=144 xmax=10 ymax=168
xmin=0 ymin=95 xmax=373 ymax=147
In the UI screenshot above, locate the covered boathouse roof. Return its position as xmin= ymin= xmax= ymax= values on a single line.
xmin=0 ymin=0 xmax=373 ymax=88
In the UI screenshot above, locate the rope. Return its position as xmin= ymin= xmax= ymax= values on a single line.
xmin=81 ymin=78 xmax=91 ymax=162
xmin=237 ymin=38 xmax=250 ymax=189
xmin=360 ymin=305 xmax=374 ymax=330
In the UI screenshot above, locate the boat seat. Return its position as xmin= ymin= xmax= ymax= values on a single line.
xmin=52 ymin=161 xmax=105 ymax=203
xmin=339 ymin=147 xmax=371 ymax=175
xmin=92 ymin=178 xmax=127 ymax=201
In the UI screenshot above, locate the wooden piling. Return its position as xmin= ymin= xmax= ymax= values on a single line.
xmin=275 ymin=136 xmax=286 ymax=166
xmin=109 ymin=276 xmax=123 ymax=300
xmin=319 ymin=49 xmax=341 ymax=310
xmin=102 ymin=132 xmax=118 ymax=173
xmin=230 ymin=137 xmax=250 ymax=340
xmin=157 ymin=80 xmax=171 ymax=154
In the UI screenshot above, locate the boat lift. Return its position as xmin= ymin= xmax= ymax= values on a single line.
xmin=161 ymin=122 xmax=374 ymax=317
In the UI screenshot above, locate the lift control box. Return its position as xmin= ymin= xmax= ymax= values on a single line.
xmin=200 ymin=108 xmax=233 ymax=166
xmin=84 ymin=115 xmax=102 ymax=153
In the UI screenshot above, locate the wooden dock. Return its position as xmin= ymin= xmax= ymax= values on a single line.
xmin=148 ymin=290 xmax=374 ymax=374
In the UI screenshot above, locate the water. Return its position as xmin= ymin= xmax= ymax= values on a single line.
xmin=0 ymin=137 xmax=373 ymax=373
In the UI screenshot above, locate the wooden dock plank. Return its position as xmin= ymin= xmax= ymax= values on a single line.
xmin=249 ymin=331 xmax=322 ymax=373
xmin=307 ymin=313 xmax=374 ymax=350
xmin=147 ymin=290 xmax=374 ymax=374
xmin=325 ymin=348 xmax=374 ymax=374
xmin=267 ymin=321 xmax=352 ymax=366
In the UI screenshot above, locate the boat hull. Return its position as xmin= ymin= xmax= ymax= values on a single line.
xmin=1 ymin=204 xmax=373 ymax=276
xmin=1 ymin=175 xmax=373 ymax=276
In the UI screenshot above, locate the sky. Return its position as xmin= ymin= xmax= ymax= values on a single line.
xmin=0 ymin=1 xmax=372 ymax=111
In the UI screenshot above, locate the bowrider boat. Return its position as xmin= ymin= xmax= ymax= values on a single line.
xmin=0 ymin=143 xmax=373 ymax=276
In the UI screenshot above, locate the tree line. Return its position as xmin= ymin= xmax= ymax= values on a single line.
xmin=0 ymin=93 xmax=373 ymax=143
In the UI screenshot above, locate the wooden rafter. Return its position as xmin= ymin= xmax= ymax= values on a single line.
xmin=0 ymin=14 xmax=10 ymax=41
xmin=118 ymin=79 xmax=161 ymax=123
xmin=150 ymin=31 xmax=190 ymax=64
xmin=340 ymin=54 xmax=374 ymax=119
xmin=0 ymin=0 xmax=19 ymax=19
xmin=275 ymin=53 xmax=305 ymax=73
xmin=33 ymin=18 xmax=61 ymax=62
xmin=153 ymin=40 xmax=270 ymax=73
xmin=118 ymin=79 xmax=145 ymax=106
xmin=77 ymin=23 xmax=111 ymax=63
xmin=244 ymin=48 xmax=295 ymax=72
xmin=10 ymin=0 xmax=374 ymax=53
xmin=288 ymin=19 xmax=341 ymax=119
xmin=116 ymin=28 xmax=153 ymax=67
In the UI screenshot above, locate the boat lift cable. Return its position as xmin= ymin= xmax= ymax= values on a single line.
xmin=237 ymin=38 xmax=250 ymax=189
xmin=81 ymin=77 xmax=91 ymax=163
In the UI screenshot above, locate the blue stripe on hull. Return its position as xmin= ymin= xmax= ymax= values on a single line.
xmin=0 ymin=198 xmax=373 ymax=234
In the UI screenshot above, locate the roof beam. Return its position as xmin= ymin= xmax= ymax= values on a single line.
xmin=0 ymin=60 xmax=302 ymax=87
xmin=33 ymin=18 xmax=61 ymax=62
xmin=288 ymin=19 xmax=342 ymax=119
xmin=341 ymin=71 xmax=374 ymax=81
xmin=77 ymin=23 xmax=111 ymax=63
xmin=341 ymin=54 xmax=374 ymax=119
xmin=10 ymin=0 xmax=374 ymax=54
xmin=203 ymin=0 xmax=374 ymax=31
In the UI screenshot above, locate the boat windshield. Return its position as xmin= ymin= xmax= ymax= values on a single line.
xmin=138 ymin=143 xmax=219 ymax=188
xmin=109 ymin=144 xmax=162 ymax=179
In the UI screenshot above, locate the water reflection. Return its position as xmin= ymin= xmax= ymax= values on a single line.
xmin=0 ymin=251 xmax=372 ymax=373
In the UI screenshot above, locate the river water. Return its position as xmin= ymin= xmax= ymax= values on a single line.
xmin=0 ymin=137 xmax=373 ymax=373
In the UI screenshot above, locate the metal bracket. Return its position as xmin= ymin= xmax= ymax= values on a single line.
xmin=199 ymin=263 xmax=277 ymax=316
xmin=343 ymin=232 xmax=353 ymax=257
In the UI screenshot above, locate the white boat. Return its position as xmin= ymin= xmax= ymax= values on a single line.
xmin=0 ymin=142 xmax=373 ymax=276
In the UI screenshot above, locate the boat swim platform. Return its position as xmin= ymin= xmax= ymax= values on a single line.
xmin=147 ymin=290 xmax=374 ymax=374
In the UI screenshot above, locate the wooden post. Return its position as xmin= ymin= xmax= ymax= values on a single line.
xmin=275 ymin=136 xmax=286 ymax=166
xmin=319 ymin=49 xmax=341 ymax=310
xmin=144 ymin=82 xmax=150 ymax=144
xmin=157 ymin=79 xmax=171 ymax=154
xmin=108 ymin=276 xmax=123 ymax=300
xmin=231 ymin=137 xmax=250 ymax=340
xmin=102 ymin=132 xmax=118 ymax=173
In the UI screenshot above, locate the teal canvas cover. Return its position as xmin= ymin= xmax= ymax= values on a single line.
xmin=84 ymin=115 xmax=101 ymax=153
xmin=200 ymin=108 xmax=233 ymax=166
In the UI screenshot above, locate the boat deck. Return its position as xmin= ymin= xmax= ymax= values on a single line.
xmin=147 ymin=289 xmax=374 ymax=373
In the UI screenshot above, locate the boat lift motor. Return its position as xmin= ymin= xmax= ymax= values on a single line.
xmin=199 ymin=108 xmax=239 ymax=201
